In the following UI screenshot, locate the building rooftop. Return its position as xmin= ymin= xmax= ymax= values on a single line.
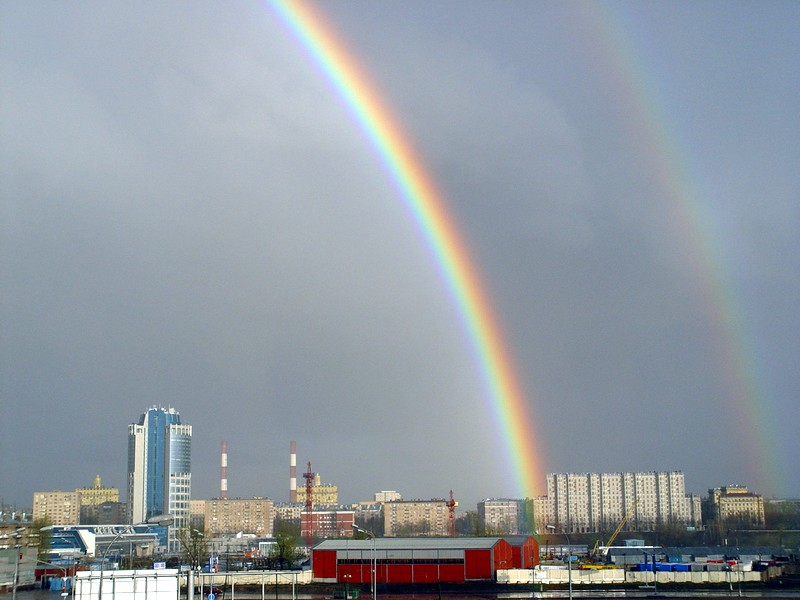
xmin=315 ymin=537 xmax=511 ymax=551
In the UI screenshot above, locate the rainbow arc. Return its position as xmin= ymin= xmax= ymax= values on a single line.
xmin=269 ymin=0 xmax=543 ymax=498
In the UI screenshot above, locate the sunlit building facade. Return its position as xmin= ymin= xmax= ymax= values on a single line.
xmin=205 ymin=497 xmax=274 ymax=536
xmin=383 ymin=500 xmax=448 ymax=537
xmin=546 ymin=471 xmax=702 ymax=534
xmin=32 ymin=491 xmax=80 ymax=525
xmin=708 ymin=485 xmax=765 ymax=528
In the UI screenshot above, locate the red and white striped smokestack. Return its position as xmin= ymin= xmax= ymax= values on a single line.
xmin=290 ymin=441 xmax=297 ymax=502
xmin=220 ymin=440 xmax=229 ymax=499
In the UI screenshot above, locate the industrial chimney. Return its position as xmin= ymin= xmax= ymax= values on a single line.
xmin=290 ymin=440 xmax=297 ymax=502
xmin=220 ymin=440 xmax=229 ymax=499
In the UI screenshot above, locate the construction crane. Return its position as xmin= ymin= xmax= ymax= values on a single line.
xmin=592 ymin=500 xmax=639 ymax=558
xmin=446 ymin=490 xmax=458 ymax=537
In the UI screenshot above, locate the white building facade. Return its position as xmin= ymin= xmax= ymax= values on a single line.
xmin=546 ymin=471 xmax=702 ymax=534
xmin=478 ymin=498 xmax=522 ymax=534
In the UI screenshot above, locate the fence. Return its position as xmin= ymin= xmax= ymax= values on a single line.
xmin=74 ymin=570 xmax=180 ymax=600
xmin=497 ymin=566 xmax=772 ymax=586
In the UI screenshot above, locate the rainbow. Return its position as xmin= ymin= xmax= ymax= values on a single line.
xmin=580 ymin=3 xmax=783 ymax=492
xmin=268 ymin=0 xmax=544 ymax=497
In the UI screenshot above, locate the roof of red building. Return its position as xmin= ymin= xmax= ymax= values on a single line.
xmin=314 ymin=537 xmax=513 ymax=551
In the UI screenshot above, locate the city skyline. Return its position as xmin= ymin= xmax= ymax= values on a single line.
xmin=7 ymin=443 xmax=784 ymax=515
xmin=2 ymin=2 xmax=798 ymax=509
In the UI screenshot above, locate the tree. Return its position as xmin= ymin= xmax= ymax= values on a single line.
xmin=456 ymin=511 xmax=478 ymax=536
xmin=765 ymin=500 xmax=800 ymax=530
xmin=177 ymin=527 xmax=208 ymax=569
xmin=270 ymin=522 xmax=303 ymax=570
xmin=29 ymin=518 xmax=52 ymax=559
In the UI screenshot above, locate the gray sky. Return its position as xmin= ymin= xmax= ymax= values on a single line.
xmin=2 ymin=1 xmax=798 ymax=511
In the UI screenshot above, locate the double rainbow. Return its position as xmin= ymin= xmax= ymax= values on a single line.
xmin=269 ymin=0 xmax=543 ymax=497
xmin=582 ymin=2 xmax=783 ymax=492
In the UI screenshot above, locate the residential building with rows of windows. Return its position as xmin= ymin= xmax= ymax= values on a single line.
xmin=32 ymin=490 xmax=80 ymax=525
xmin=540 ymin=471 xmax=702 ymax=534
xmin=383 ymin=499 xmax=449 ymax=537
xmin=708 ymin=485 xmax=765 ymax=528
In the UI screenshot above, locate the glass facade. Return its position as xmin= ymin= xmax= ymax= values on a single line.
xmin=128 ymin=406 xmax=192 ymax=552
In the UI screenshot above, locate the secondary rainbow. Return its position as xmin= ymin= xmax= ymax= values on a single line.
xmin=579 ymin=3 xmax=783 ymax=492
xmin=268 ymin=0 xmax=543 ymax=497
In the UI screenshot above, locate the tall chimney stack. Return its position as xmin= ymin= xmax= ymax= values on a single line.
xmin=220 ymin=440 xmax=229 ymax=499
xmin=290 ymin=440 xmax=297 ymax=502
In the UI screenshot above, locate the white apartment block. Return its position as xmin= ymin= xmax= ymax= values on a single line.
xmin=374 ymin=491 xmax=402 ymax=503
xmin=383 ymin=500 xmax=448 ymax=537
xmin=273 ymin=503 xmax=303 ymax=522
xmin=546 ymin=471 xmax=702 ymax=534
xmin=478 ymin=499 xmax=521 ymax=534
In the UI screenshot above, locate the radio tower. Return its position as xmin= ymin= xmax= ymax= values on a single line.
xmin=303 ymin=461 xmax=314 ymax=549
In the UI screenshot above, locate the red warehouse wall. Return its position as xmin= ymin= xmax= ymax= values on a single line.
xmin=493 ymin=539 xmax=514 ymax=572
xmin=313 ymin=550 xmax=338 ymax=581
xmin=464 ymin=549 xmax=492 ymax=580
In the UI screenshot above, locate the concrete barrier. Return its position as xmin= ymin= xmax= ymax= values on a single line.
xmin=498 ymin=567 xmax=771 ymax=586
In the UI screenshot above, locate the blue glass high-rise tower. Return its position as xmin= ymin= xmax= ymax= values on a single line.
xmin=128 ymin=406 xmax=192 ymax=551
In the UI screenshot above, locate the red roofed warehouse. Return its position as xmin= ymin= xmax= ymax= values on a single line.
xmin=312 ymin=537 xmax=534 ymax=584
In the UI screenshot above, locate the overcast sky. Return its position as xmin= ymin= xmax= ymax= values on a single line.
xmin=2 ymin=1 xmax=798 ymax=512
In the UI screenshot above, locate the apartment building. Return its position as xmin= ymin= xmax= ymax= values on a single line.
xmin=76 ymin=475 xmax=122 ymax=524
xmin=32 ymin=491 xmax=80 ymax=525
xmin=204 ymin=497 xmax=274 ymax=536
xmin=374 ymin=491 xmax=402 ymax=503
xmin=295 ymin=473 xmax=338 ymax=506
xmin=478 ymin=499 xmax=521 ymax=534
xmin=301 ymin=509 xmax=355 ymax=539
xmin=546 ymin=471 xmax=702 ymax=534
xmin=708 ymin=486 xmax=765 ymax=528
xmin=383 ymin=500 xmax=448 ymax=537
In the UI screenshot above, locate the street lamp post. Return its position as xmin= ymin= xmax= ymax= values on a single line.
xmin=546 ymin=525 xmax=572 ymax=600
xmin=343 ymin=573 xmax=351 ymax=600
xmin=97 ymin=515 xmax=174 ymax=600
xmin=352 ymin=525 xmax=376 ymax=600
xmin=191 ymin=529 xmax=205 ymax=570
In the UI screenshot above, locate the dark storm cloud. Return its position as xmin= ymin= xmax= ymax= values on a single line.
xmin=2 ymin=1 xmax=798 ymax=509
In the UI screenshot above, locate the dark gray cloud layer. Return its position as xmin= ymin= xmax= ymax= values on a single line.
xmin=2 ymin=2 xmax=798 ymax=509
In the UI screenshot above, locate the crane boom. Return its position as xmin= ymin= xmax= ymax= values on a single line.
xmin=606 ymin=500 xmax=639 ymax=547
